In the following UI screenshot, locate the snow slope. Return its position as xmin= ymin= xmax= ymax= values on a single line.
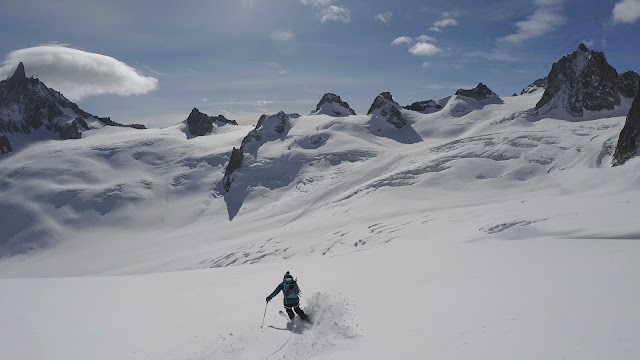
xmin=1 ymin=91 xmax=640 ymax=359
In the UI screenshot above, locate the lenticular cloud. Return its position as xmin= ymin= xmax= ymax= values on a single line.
xmin=0 ymin=45 xmax=158 ymax=101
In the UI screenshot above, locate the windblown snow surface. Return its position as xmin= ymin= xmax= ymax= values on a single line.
xmin=1 ymin=92 xmax=640 ymax=359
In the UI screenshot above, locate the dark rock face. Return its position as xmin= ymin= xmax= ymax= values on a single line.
xmin=404 ymin=99 xmax=443 ymax=113
xmin=0 ymin=63 xmax=145 ymax=145
xmin=0 ymin=135 xmax=12 ymax=155
xmin=367 ymin=92 xmax=407 ymax=128
xmin=185 ymin=108 xmax=238 ymax=136
xmin=222 ymin=111 xmax=290 ymax=192
xmin=311 ymin=93 xmax=356 ymax=116
xmin=222 ymin=147 xmax=244 ymax=192
xmin=520 ymin=77 xmax=548 ymax=95
xmin=535 ymin=44 xmax=639 ymax=117
xmin=612 ymin=89 xmax=640 ymax=166
xmin=455 ymin=83 xmax=497 ymax=101
xmin=619 ymin=71 xmax=640 ymax=99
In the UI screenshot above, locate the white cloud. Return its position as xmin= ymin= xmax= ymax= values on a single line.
xmin=391 ymin=36 xmax=414 ymax=47
xmin=319 ymin=5 xmax=351 ymax=23
xmin=581 ymin=39 xmax=595 ymax=48
xmin=270 ymin=29 xmax=295 ymax=41
xmin=416 ymin=34 xmax=436 ymax=43
xmin=300 ymin=0 xmax=333 ymax=7
xmin=408 ymin=42 xmax=443 ymax=56
xmin=0 ymin=45 xmax=158 ymax=101
xmin=300 ymin=0 xmax=351 ymax=24
xmin=374 ymin=11 xmax=392 ymax=23
xmin=500 ymin=0 xmax=566 ymax=44
xmin=611 ymin=0 xmax=640 ymax=24
xmin=421 ymin=62 xmax=430 ymax=68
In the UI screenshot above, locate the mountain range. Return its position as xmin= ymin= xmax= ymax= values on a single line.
xmin=0 ymin=43 xmax=639 ymax=261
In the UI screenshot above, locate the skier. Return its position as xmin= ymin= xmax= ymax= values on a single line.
xmin=266 ymin=271 xmax=309 ymax=322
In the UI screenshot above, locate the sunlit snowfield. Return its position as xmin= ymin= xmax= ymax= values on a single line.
xmin=1 ymin=91 xmax=639 ymax=359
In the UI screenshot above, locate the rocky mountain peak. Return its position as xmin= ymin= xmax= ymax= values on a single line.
xmin=535 ymin=44 xmax=639 ymax=118
xmin=367 ymin=92 xmax=398 ymax=114
xmin=0 ymin=63 xmax=145 ymax=147
xmin=613 ymin=89 xmax=640 ymax=166
xmin=367 ymin=92 xmax=407 ymax=129
xmin=185 ymin=108 xmax=237 ymax=136
xmin=311 ymin=93 xmax=356 ymax=116
xmin=7 ymin=62 xmax=27 ymax=90
xmin=12 ymin=62 xmax=26 ymax=80
xmin=455 ymin=83 xmax=497 ymax=101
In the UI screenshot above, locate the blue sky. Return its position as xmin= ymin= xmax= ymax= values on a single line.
xmin=1 ymin=0 xmax=639 ymax=126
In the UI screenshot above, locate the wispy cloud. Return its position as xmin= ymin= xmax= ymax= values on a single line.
xmin=464 ymin=49 xmax=519 ymax=62
xmin=255 ymin=61 xmax=287 ymax=75
xmin=270 ymin=29 xmax=295 ymax=41
xmin=300 ymin=0 xmax=333 ymax=6
xmin=319 ymin=5 xmax=351 ymax=23
xmin=0 ymin=44 xmax=158 ymax=101
xmin=500 ymin=0 xmax=567 ymax=44
xmin=416 ymin=35 xmax=436 ymax=43
xmin=611 ymin=0 xmax=640 ymax=25
xmin=430 ymin=18 xmax=458 ymax=32
xmin=374 ymin=10 xmax=392 ymax=23
xmin=430 ymin=10 xmax=461 ymax=32
xmin=581 ymin=39 xmax=595 ymax=48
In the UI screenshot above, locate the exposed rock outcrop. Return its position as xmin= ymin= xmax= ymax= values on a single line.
xmin=612 ymin=89 xmax=640 ymax=166
xmin=404 ymin=99 xmax=443 ymax=114
xmin=520 ymin=77 xmax=548 ymax=95
xmin=222 ymin=111 xmax=291 ymax=192
xmin=367 ymin=92 xmax=407 ymax=128
xmin=0 ymin=62 xmax=145 ymax=146
xmin=619 ymin=71 xmax=640 ymax=99
xmin=455 ymin=83 xmax=497 ymax=101
xmin=185 ymin=108 xmax=237 ymax=136
xmin=535 ymin=44 xmax=640 ymax=117
xmin=310 ymin=93 xmax=356 ymax=116
xmin=0 ymin=134 xmax=12 ymax=155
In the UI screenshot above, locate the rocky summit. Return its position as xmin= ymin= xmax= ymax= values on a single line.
xmin=185 ymin=108 xmax=237 ymax=136
xmin=0 ymin=62 xmax=145 ymax=143
xmin=367 ymin=92 xmax=407 ymax=128
xmin=404 ymin=99 xmax=443 ymax=114
xmin=520 ymin=77 xmax=548 ymax=95
xmin=455 ymin=83 xmax=498 ymax=101
xmin=310 ymin=93 xmax=356 ymax=117
xmin=535 ymin=44 xmax=640 ymax=117
xmin=612 ymin=89 xmax=640 ymax=166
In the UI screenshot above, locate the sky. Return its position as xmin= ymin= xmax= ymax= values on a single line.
xmin=0 ymin=0 xmax=639 ymax=127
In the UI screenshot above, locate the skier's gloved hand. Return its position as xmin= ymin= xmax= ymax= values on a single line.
xmin=266 ymin=297 xmax=271 ymax=302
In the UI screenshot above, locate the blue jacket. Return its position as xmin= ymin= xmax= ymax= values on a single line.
xmin=267 ymin=276 xmax=300 ymax=305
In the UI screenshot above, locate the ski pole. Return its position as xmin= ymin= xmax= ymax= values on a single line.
xmin=261 ymin=301 xmax=269 ymax=329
